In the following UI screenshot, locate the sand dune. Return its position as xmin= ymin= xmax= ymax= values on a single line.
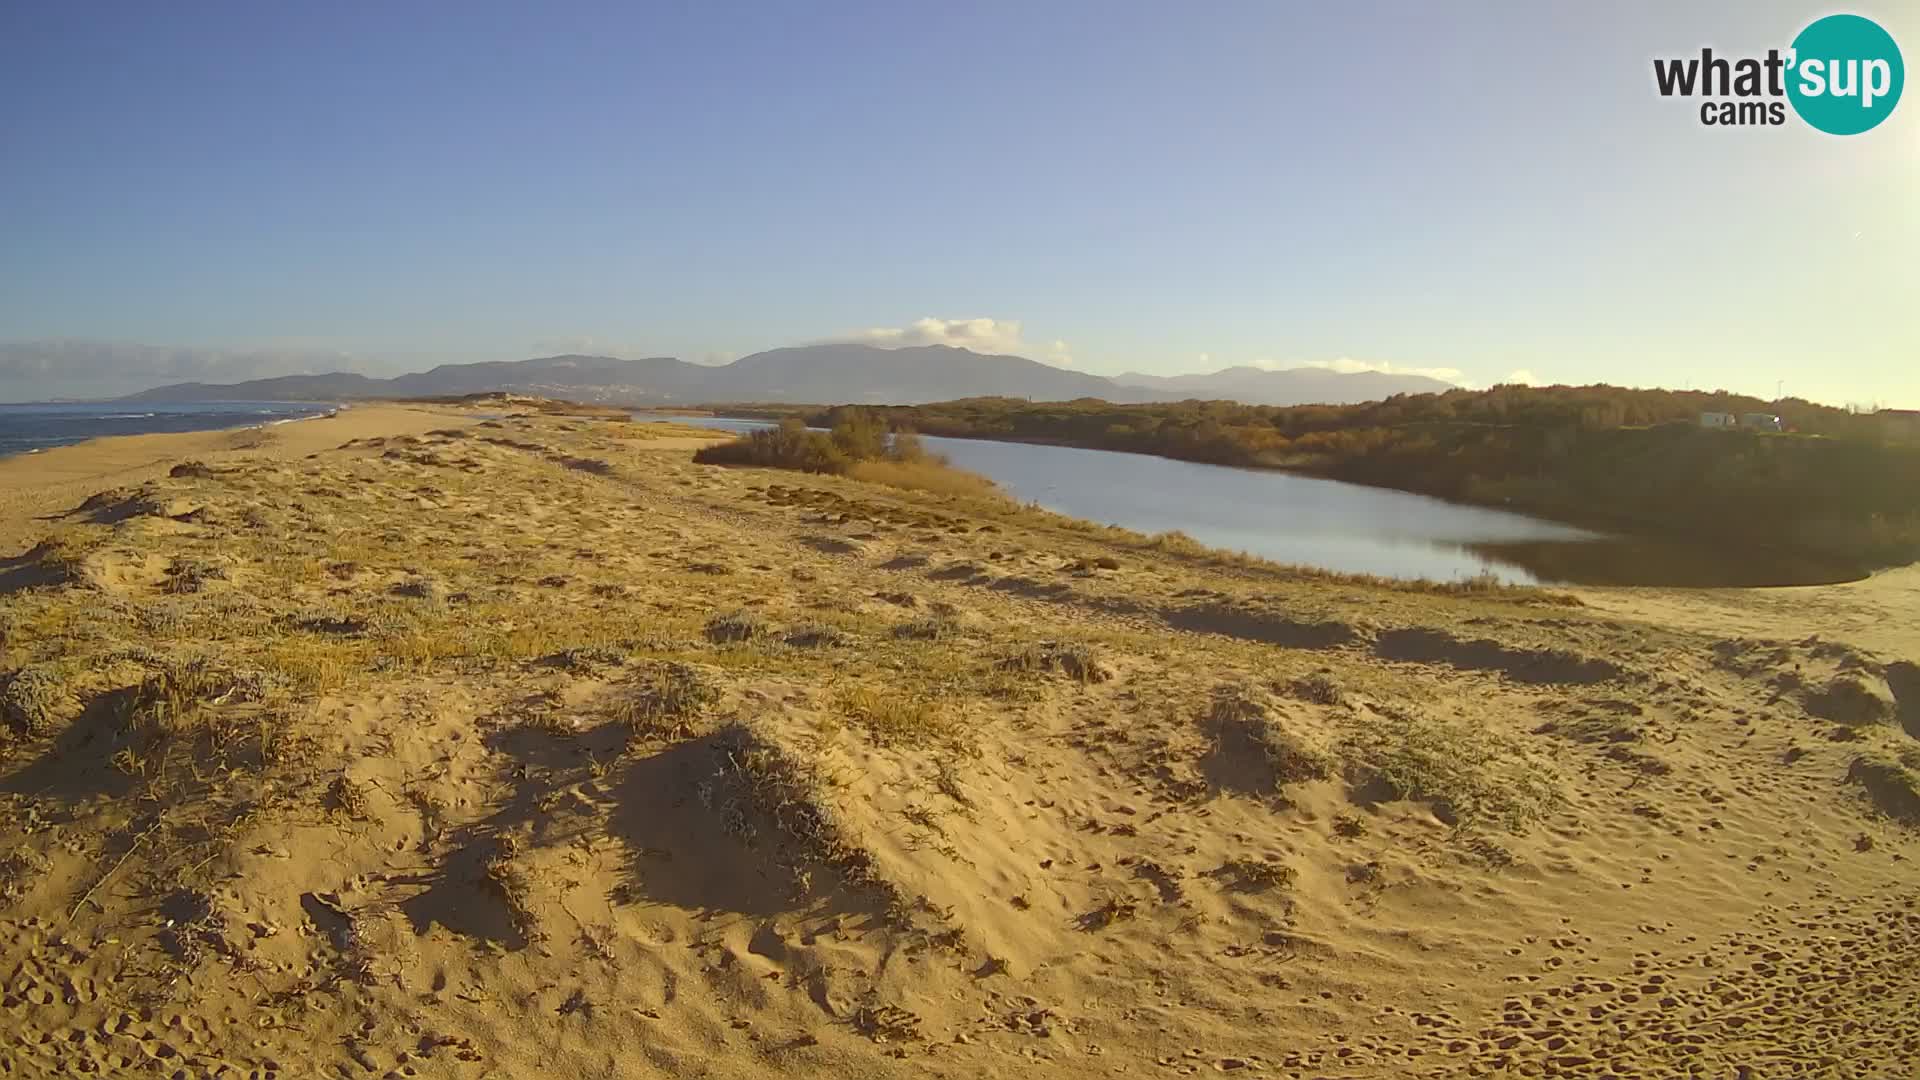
xmin=0 ymin=407 xmax=1914 ymax=1078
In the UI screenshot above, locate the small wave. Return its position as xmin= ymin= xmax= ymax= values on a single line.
xmin=99 ymin=412 xmax=157 ymax=420
xmin=267 ymin=410 xmax=334 ymax=426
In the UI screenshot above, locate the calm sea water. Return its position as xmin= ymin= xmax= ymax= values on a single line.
xmin=655 ymin=416 xmax=1597 ymax=584
xmin=0 ymin=401 xmax=335 ymax=457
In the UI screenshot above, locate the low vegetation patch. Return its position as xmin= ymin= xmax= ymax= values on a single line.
xmin=893 ymin=615 xmax=958 ymax=641
xmin=612 ymin=662 xmax=720 ymax=740
xmin=1203 ymin=685 xmax=1333 ymax=791
xmin=163 ymin=556 xmax=228 ymax=595
xmin=845 ymin=458 xmax=998 ymax=498
xmin=782 ymin=621 xmax=850 ymax=649
xmin=1847 ymin=750 xmax=1920 ymax=824
xmin=0 ymin=664 xmax=80 ymax=739
xmin=1282 ymin=671 xmax=1344 ymax=706
xmin=997 ymin=642 xmax=1111 ymax=684
xmin=704 ymin=610 xmax=769 ymax=644
xmin=1341 ymin=706 xmax=1560 ymax=832
xmin=831 ymin=685 xmax=953 ymax=747
xmin=706 ymin=721 xmax=892 ymax=902
xmin=693 ymin=410 xmax=998 ymax=496
xmin=1212 ymin=856 xmax=1298 ymax=892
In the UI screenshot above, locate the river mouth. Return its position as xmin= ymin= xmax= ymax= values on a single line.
xmin=654 ymin=414 xmax=1873 ymax=590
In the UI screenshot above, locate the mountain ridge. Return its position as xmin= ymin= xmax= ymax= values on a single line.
xmin=1113 ymin=364 xmax=1453 ymax=404
xmin=121 ymin=344 xmax=1455 ymax=407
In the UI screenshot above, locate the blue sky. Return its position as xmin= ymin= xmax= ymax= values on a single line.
xmin=1 ymin=1 xmax=1914 ymax=404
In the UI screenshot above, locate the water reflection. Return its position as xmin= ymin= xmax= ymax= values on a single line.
xmin=648 ymin=415 xmax=1857 ymax=587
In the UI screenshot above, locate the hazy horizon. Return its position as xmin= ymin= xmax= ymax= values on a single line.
xmin=3 ymin=2 xmax=1914 ymax=406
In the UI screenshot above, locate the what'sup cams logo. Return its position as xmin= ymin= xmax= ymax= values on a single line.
xmin=1655 ymin=13 xmax=1903 ymax=133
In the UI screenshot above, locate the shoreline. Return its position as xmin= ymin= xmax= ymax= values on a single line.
xmin=0 ymin=400 xmax=343 ymax=461
xmin=0 ymin=402 xmax=476 ymax=554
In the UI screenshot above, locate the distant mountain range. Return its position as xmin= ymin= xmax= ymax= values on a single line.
xmin=1115 ymin=365 xmax=1453 ymax=405
xmin=121 ymin=344 xmax=1455 ymax=407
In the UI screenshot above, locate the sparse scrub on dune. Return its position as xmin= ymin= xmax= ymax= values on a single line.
xmin=162 ymin=556 xmax=228 ymax=595
xmin=1204 ymin=685 xmax=1333 ymax=788
xmin=0 ymin=664 xmax=80 ymax=739
xmin=1283 ymin=671 xmax=1344 ymax=706
xmin=325 ymin=773 xmax=372 ymax=819
xmin=136 ymin=599 xmax=195 ymax=638
xmin=997 ymin=642 xmax=1112 ymax=684
xmin=705 ymin=721 xmax=895 ymax=904
xmin=832 ymin=685 xmax=955 ymax=747
xmin=1847 ymin=750 xmax=1920 ymax=824
xmin=28 ymin=532 xmax=98 ymax=586
xmin=288 ymin=608 xmax=368 ymax=636
xmin=479 ymin=833 xmax=544 ymax=943
xmin=1076 ymin=895 xmax=1140 ymax=931
xmin=261 ymin=637 xmax=365 ymax=693
xmin=0 ymin=848 xmax=51 ymax=907
xmin=121 ymin=658 xmax=276 ymax=741
xmin=555 ymin=644 xmax=627 ymax=670
xmin=1212 ymin=856 xmax=1298 ymax=893
xmin=782 ymin=621 xmax=850 ymax=649
xmin=705 ymin=610 xmax=769 ymax=644
xmin=391 ymin=575 xmax=445 ymax=603
xmin=611 ymin=662 xmax=720 ymax=740
xmin=1340 ymin=706 xmax=1561 ymax=833
xmin=893 ymin=615 xmax=958 ymax=641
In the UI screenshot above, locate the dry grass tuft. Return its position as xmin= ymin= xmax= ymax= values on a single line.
xmin=612 ymin=662 xmax=720 ymax=740
xmin=997 ymin=642 xmax=1111 ymax=684
xmin=0 ymin=665 xmax=80 ymax=738
xmin=0 ymin=849 xmax=51 ymax=906
xmin=851 ymin=1003 xmax=923 ymax=1043
xmin=706 ymin=721 xmax=895 ymax=904
xmin=1283 ymin=671 xmax=1344 ymax=706
xmin=892 ymin=615 xmax=958 ymax=641
xmin=1205 ymin=686 xmax=1333 ymax=787
xmin=162 ymin=556 xmax=229 ymax=595
xmin=782 ymin=621 xmax=850 ymax=649
xmin=480 ymin=833 xmax=543 ymax=942
xmin=1847 ymin=751 xmax=1920 ymax=823
xmin=122 ymin=658 xmax=271 ymax=740
xmin=1212 ymin=856 xmax=1298 ymax=892
xmin=1341 ymin=705 xmax=1561 ymax=832
xmin=325 ymin=774 xmax=372 ymax=819
xmin=30 ymin=532 xmax=98 ymax=586
xmin=704 ymin=610 xmax=769 ymax=644
xmin=391 ymin=576 xmax=445 ymax=603
xmin=1076 ymin=895 xmax=1140 ymax=931
xmin=831 ymin=686 xmax=954 ymax=747
xmin=846 ymin=459 xmax=999 ymax=498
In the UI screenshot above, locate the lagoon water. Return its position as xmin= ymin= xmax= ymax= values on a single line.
xmin=661 ymin=416 xmax=1598 ymax=584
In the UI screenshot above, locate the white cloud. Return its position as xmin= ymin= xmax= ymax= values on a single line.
xmin=834 ymin=317 xmax=1073 ymax=366
xmin=1502 ymin=369 xmax=1541 ymax=386
xmin=1236 ymin=355 xmax=1459 ymax=384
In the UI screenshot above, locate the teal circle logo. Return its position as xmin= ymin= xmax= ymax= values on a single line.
xmin=1787 ymin=14 xmax=1903 ymax=134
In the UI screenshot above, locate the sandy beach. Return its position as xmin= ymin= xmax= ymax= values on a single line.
xmin=0 ymin=404 xmax=1913 ymax=1079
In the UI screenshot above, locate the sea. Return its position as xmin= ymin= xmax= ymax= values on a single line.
xmin=0 ymin=401 xmax=336 ymax=457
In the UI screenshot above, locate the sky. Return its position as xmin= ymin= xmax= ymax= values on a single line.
xmin=1 ymin=1 xmax=1915 ymax=404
